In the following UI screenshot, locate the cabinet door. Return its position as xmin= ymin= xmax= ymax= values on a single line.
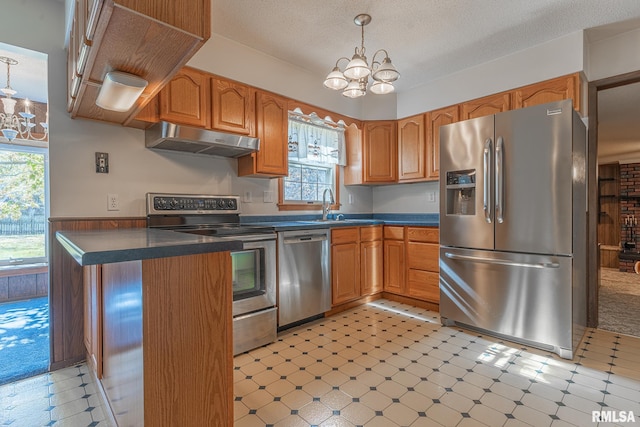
xmin=344 ymin=123 xmax=364 ymax=185
xmin=361 ymin=240 xmax=383 ymax=296
xmin=426 ymin=105 xmax=459 ymax=180
xmin=239 ymin=91 xmax=288 ymax=177
xmin=398 ymin=114 xmax=426 ymax=182
xmin=383 ymin=239 xmax=405 ymax=294
xmin=83 ymin=265 xmax=102 ymax=378
xmin=332 ymin=242 xmax=360 ymax=305
xmin=461 ymin=92 xmax=510 ymax=120
xmin=363 ymin=121 xmax=397 ymax=183
xmin=407 ymin=269 xmax=440 ymax=303
xmin=407 ymin=242 xmax=439 ymax=271
xmin=211 ymin=77 xmax=255 ymax=135
xmin=513 ymin=74 xmax=580 ymax=112
xmin=159 ymin=67 xmax=210 ymax=128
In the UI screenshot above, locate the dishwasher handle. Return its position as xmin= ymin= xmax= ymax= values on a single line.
xmin=283 ymin=234 xmax=328 ymax=244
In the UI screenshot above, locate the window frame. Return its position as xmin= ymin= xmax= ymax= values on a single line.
xmin=0 ymin=142 xmax=49 ymax=267
xmin=278 ymin=163 xmax=340 ymax=211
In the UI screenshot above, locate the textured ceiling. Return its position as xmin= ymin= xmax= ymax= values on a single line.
xmin=211 ymin=0 xmax=640 ymax=92
xmin=212 ymin=1 xmax=640 ymax=161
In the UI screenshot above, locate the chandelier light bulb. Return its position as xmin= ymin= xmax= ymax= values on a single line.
xmin=323 ymin=67 xmax=348 ymax=90
xmin=372 ymin=57 xmax=400 ymax=82
xmin=342 ymin=80 xmax=366 ymax=98
xmin=370 ymin=80 xmax=395 ymax=95
xmin=344 ymin=54 xmax=370 ymax=80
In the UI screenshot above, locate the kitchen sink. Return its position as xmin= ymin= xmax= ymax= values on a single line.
xmin=298 ymin=219 xmax=378 ymax=225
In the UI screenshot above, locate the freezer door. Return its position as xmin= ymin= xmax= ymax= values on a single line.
xmin=439 ymin=246 xmax=573 ymax=356
xmin=494 ymin=100 xmax=573 ymax=255
xmin=439 ymin=115 xmax=494 ymax=250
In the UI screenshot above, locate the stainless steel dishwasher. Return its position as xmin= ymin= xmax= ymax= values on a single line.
xmin=277 ymin=228 xmax=331 ymax=328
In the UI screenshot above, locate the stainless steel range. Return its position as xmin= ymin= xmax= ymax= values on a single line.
xmin=146 ymin=193 xmax=277 ymax=355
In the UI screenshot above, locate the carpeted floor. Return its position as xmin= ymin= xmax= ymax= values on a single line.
xmin=0 ymin=296 xmax=49 ymax=386
xmin=599 ymin=268 xmax=640 ymax=337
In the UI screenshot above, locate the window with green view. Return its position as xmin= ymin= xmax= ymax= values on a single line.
xmin=0 ymin=148 xmax=47 ymax=266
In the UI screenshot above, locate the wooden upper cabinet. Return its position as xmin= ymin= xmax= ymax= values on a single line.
xmin=397 ymin=114 xmax=426 ymax=182
xmin=426 ymin=105 xmax=459 ymax=180
xmin=67 ymin=0 xmax=210 ymax=126
xmin=461 ymin=92 xmax=511 ymax=120
xmin=211 ymin=77 xmax=255 ymax=135
xmin=513 ymin=73 xmax=580 ymax=112
xmin=363 ymin=120 xmax=397 ymax=183
xmin=238 ymin=91 xmax=288 ymax=177
xmin=343 ymin=123 xmax=364 ymax=186
xmin=159 ymin=67 xmax=210 ymax=128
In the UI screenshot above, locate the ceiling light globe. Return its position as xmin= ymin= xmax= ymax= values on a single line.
xmin=370 ymin=81 xmax=395 ymax=95
xmin=342 ymin=80 xmax=366 ymax=98
xmin=323 ymin=67 xmax=348 ymax=90
xmin=344 ymin=54 xmax=371 ymax=80
xmin=372 ymin=57 xmax=400 ymax=82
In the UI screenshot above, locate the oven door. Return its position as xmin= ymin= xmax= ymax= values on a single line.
xmin=229 ymin=236 xmax=276 ymax=317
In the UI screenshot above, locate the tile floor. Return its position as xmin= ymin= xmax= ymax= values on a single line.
xmin=0 ymin=364 xmax=113 ymax=426
xmin=1 ymin=298 xmax=639 ymax=426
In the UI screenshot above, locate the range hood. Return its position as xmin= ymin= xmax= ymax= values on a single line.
xmin=145 ymin=122 xmax=260 ymax=158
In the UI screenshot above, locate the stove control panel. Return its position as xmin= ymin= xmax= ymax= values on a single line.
xmin=146 ymin=193 xmax=240 ymax=214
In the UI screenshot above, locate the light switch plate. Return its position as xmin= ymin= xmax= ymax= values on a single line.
xmin=96 ymin=152 xmax=109 ymax=173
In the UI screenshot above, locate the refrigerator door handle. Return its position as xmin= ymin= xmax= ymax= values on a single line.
xmin=495 ymin=136 xmax=505 ymax=223
xmin=483 ymin=138 xmax=492 ymax=223
xmin=444 ymin=252 xmax=560 ymax=269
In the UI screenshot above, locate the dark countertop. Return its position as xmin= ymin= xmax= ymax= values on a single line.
xmin=241 ymin=213 xmax=439 ymax=230
xmin=56 ymin=229 xmax=243 ymax=266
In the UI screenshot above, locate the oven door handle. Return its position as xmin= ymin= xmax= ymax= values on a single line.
xmin=221 ymin=234 xmax=276 ymax=243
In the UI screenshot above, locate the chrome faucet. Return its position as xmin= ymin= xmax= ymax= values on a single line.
xmin=322 ymin=188 xmax=335 ymax=220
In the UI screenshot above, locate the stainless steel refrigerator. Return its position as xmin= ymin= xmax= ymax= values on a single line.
xmin=439 ymin=100 xmax=587 ymax=359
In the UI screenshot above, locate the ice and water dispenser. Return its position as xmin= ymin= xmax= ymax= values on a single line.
xmin=445 ymin=169 xmax=476 ymax=215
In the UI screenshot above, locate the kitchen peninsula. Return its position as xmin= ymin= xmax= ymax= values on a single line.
xmin=56 ymin=228 xmax=240 ymax=426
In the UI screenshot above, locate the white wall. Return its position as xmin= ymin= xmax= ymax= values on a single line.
xmin=373 ymin=182 xmax=439 ymax=214
xmin=397 ymin=31 xmax=585 ymax=118
xmin=586 ymin=26 xmax=640 ymax=81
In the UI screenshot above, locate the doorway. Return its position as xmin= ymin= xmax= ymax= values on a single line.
xmin=0 ymin=42 xmax=50 ymax=385
xmin=589 ymin=73 xmax=640 ymax=338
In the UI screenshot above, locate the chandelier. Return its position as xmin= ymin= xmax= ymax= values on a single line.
xmin=323 ymin=14 xmax=400 ymax=98
xmin=0 ymin=56 xmax=48 ymax=142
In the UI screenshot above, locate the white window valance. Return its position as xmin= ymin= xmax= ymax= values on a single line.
xmin=288 ymin=111 xmax=346 ymax=166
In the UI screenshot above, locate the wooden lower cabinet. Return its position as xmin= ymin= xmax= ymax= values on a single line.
xmin=83 ymin=265 xmax=102 ymax=378
xmin=384 ymin=226 xmax=440 ymax=305
xmin=331 ymin=226 xmax=383 ymax=306
xmin=383 ymin=227 xmax=405 ymax=294
xmin=84 ymin=252 xmax=234 ymax=426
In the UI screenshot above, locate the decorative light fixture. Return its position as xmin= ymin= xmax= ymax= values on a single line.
xmin=95 ymin=71 xmax=148 ymax=112
xmin=323 ymin=14 xmax=400 ymax=98
xmin=0 ymin=56 xmax=48 ymax=142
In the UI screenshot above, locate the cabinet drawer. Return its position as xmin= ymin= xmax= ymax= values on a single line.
xmin=407 ymin=227 xmax=439 ymax=243
xmin=407 ymin=242 xmax=439 ymax=271
xmin=332 ymin=227 xmax=358 ymax=244
xmin=407 ymin=269 xmax=439 ymax=302
xmin=384 ymin=226 xmax=404 ymax=240
xmin=360 ymin=225 xmax=382 ymax=242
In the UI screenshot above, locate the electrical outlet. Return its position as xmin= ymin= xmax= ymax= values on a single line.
xmin=348 ymin=194 xmax=354 ymax=204
xmin=107 ymin=193 xmax=119 ymax=211
xmin=427 ymin=191 xmax=436 ymax=202
xmin=243 ymin=191 xmax=252 ymax=203
xmin=263 ymin=191 xmax=274 ymax=203
xmin=96 ymin=152 xmax=109 ymax=173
